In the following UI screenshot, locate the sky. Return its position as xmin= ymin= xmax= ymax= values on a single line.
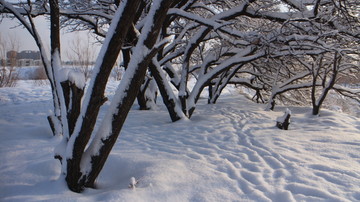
xmin=0 ymin=16 xmax=100 ymax=61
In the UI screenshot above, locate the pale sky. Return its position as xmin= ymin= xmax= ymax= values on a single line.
xmin=0 ymin=16 xmax=100 ymax=61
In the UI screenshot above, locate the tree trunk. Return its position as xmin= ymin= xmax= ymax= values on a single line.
xmin=137 ymin=76 xmax=154 ymax=110
xmin=65 ymin=0 xmax=142 ymax=193
xmin=48 ymin=0 xmax=64 ymax=136
xmin=311 ymin=53 xmax=339 ymax=115
xmin=312 ymin=105 xmax=320 ymax=115
xmin=149 ymin=62 xmax=183 ymax=122
xmin=81 ymin=0 xmax=179 ymax=189
xmin=60 ymin=80 xmax=84 ymax=135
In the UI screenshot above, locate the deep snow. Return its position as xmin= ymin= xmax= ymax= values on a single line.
xmin=0 ymin=80 xmax=360 ymax=201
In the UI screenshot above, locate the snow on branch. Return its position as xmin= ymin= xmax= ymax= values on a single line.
xmin=333 ymin=84 xmax=360 ymax=102
xmin=59 ymin=8 xmax=113 ymax=20
xmin=275 ymin=82 xmax=315 ymax=95
xmin=168 ymin=8 xmax=230 ymax=31
xmin=188 ymin=47 xmax=266 ymax=110
xmin=278 ymin=71 xmax=312 ymax=89
xmin=0 ymin=0 xmax=49 ymax=17
xmin=0 ymin=0 xmax=36 ymax=36
xmin=166 ymin=1 xmax=259 ymax=45
xmin=281 ymin=0 xmax=307 ymax=12
xmin=227 ymin=77 xmax=263 ymax=90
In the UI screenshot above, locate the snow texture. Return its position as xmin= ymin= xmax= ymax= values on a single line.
xmin=1 ymin=80 xmax=360 ymax=201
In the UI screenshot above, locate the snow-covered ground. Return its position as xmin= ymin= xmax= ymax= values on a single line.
xmin=1 ymin=80 xmax=360 ymax=201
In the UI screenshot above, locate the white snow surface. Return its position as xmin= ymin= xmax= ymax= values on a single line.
xmin=1 ymin=80 xmax=360 ymax=201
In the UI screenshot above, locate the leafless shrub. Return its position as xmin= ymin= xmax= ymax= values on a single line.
xmin=32 ymin=66 xmax=48 ymax=86
xmin=112 ymin=66 xmax=124 ymax=81
xmin=66 ymin=33 xmax=95 ymax=81
xmin=0 ymin=33 xmax=20 ymax=87
xmin=0 ymin=66 xmax=18 ymax=87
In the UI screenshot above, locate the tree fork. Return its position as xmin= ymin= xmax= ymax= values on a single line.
xmin=83 ymin=0 xmax=180 ymax=188
xmin=65 ymin=0 xmax=142 ymax=193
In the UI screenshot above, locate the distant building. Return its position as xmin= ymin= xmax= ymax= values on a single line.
xmin=17 ymin=50 xmax=41 ymax=60
xmin=4 ymin=50 xmax=41 ymax=67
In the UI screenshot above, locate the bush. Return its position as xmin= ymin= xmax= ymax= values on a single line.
xmin=32 ymin=67 xmax=48 ymax=86
xmin=0 ymin=66 xmax=18 ymax=87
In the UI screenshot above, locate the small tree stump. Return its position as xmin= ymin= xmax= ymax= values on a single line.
xmin=269 ymin=100 xmax=276 ymax=111
xmin=276 ymin=108 xmax=291 ymax=130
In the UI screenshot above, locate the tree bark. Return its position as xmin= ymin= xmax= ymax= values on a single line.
xmin=65 ymin=0 xmax=142 ymax=193
xmin=61 ymin=80 xmax=84 ymax=135
xmin=48 ymin=0 xmax=63 ymax=136
xmin=149 ymin=62 xmax=183 ymax=122
xmin=137 ymin=77 xmax=152 ymax=110
xmin=82 ymin=0 xmax=179 ymax=188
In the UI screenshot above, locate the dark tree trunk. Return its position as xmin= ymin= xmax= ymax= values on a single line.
xmin=311 ymin=53 xmax=339 ymax=115
xmin=47 ymin=115 xmax=60 ymax=136
xmin=84 ymin=50 xmax=157 ymax=188
xmin=60 ymin=80 xmax=84 ymax=135
xmin=47 ymin=0 xmax=62 ymax=137
xmin=179 ymin=28 xmax=211 ymax=117
xmin=82 ymin=0 xmax=178 ymax=188
xmin=65 ymin=0 xmax=142 ymax=193
xmin=312 ymin=106 xmax=320 ymax=116
xmin=137 ymin=77 xmax=152 ymax=110
xmin=269 ymin=100 xmax=276 ymax=111
xmin=149 ymin=62 xmax=182 ymax=122
xmin=208 ymin=84 xmax=213 ymax=104
xmin=50 ymin=0 xmax=60 ymax=55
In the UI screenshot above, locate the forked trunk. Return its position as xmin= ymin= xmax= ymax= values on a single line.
xmin=65 ymin=0 xmax=142 ymax=192
xmin=81 ymin=0 xmax=179 ymax=188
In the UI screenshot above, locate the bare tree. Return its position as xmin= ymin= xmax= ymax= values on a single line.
xmin=0 ymin=33 xmax=19 ymax=87
xmin=0 ymin=33 xmax=8 ymax=87
xmin=297 ymin=51 xmax=359 ymax=115
xmin=66 ymin=32 xmax=95 ymax=81
xmin=1 ymin=0 xmax=182 ymax=192
xmin=1 ymin=0 xmax=359 ymax=194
